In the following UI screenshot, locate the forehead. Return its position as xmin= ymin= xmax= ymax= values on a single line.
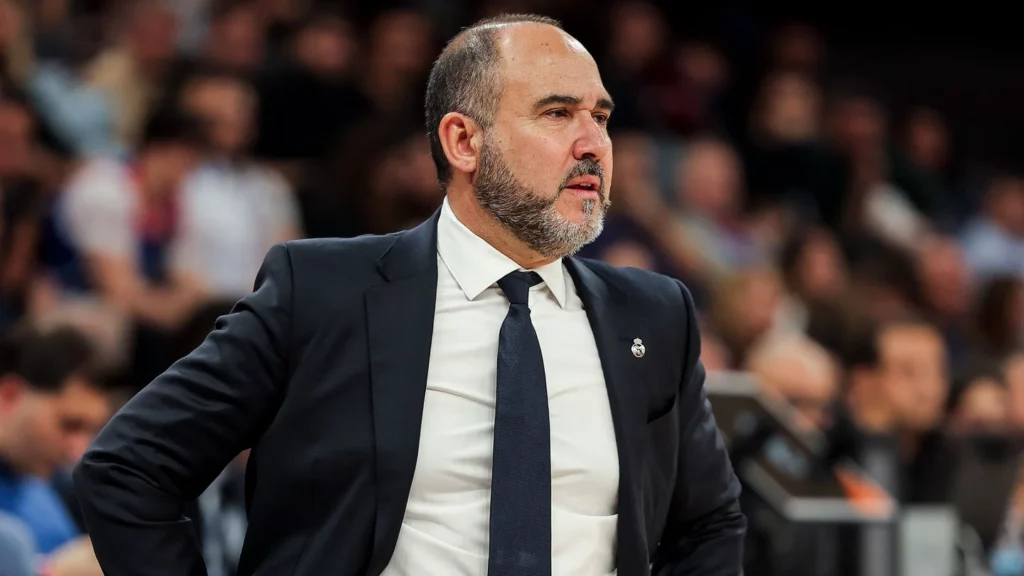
xmin=492 ymin=25 xmax=609 ymax=108
xmin=879 ymin=326 xmax=943 ymax=358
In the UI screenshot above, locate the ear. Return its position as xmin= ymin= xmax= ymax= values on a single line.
xmin=0 ymin=374 xmax=27 ymax=412
xmin=437 ymin=112 xmax=483 ymax=178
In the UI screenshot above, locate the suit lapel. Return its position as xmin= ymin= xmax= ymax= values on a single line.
xmin=365 ymin=212 xmax=440 ymax=575
xmin=565 ymin=258 xmax=651 ymax=576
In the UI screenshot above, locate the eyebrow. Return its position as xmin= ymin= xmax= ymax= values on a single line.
xmin=533 ymin=94 xmax=616 ymax=114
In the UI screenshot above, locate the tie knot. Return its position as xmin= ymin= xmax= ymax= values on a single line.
xmin=497 ymin=271 xmax=543 ymax=305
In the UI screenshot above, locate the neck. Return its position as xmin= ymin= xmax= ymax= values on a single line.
xmin=446 ymin=187 xmax=555 ymax=269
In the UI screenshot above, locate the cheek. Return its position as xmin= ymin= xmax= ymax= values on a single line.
xmin=502 ymin=134 xmax=568 ymax=193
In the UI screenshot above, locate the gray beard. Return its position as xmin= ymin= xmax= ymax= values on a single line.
xmin=473 ymin=140 xmax=609 ymax=260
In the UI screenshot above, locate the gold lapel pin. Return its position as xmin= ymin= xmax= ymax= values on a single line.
xmin=631 ymin=338 xmax=645 ymax=358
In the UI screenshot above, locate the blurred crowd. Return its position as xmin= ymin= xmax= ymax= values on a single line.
xmin=0 ymin=0 xmax=1022 ymax=575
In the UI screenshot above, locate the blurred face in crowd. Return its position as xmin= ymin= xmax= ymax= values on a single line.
xmin=748 ymin=338 xmax=838 ymax=433
xmin=905 ymin=108 xmax=950 ymax=173
xmin=294 ymin=15 xmax=356 ymax=79
xmin=207 ymin=3 xmax=265 ymax=71
xmin=986 ymin=177 xmax=1024 ymax=237
xmin=771 ymin=23 xmax=824 ymax=72
xmin=126 ymin=0 xmax=179 ymax=67
xmin=677 ymin=42 xmax=728 ymax=92
xmin=467 ymin=24 xmax=614 ymax=260
xmin=758 ymin=71 xmax=822 ymax=143
xmin=916 ymin=237 xmax=972 ymax=318
xmin=184 ymin=77 xmax=254 ymax=156
xmin=951 ymin=376 xmax=1009 ymax=432
xmin=792 ymin=229 xmax=847 ymax=300
xmin=829 ymin=96 xmax=885 ymax=154
xmin=608 ymin=1 xmax=665 ymax=73
xmin=876 ymin=324 xmax=948 ymax=431
xmin=675 ymin=139 xmax=742 ymax=220
xmin=369 ymin=10 xmax=433 ymax=76
xmin=0 ymin=375 xmax=111 ymax=477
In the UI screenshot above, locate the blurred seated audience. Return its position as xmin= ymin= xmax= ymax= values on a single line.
xmin=0 ymin=322 xmax=111 ymax=574
xmin=38 ymin=105 xmax=207 ymax=383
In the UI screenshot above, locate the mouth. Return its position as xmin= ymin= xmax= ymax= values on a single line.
xmin=562 ymin=176 xmax=602 ymax=199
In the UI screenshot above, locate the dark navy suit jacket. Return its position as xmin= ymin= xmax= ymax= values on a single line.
xmin=74 ymin=211 xmax=745 ymax=575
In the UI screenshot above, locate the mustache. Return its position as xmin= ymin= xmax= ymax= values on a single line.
xmin=558 ymin=160 xmax=606 ymax=197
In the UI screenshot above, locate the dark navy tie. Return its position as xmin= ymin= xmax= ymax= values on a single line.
xmin=488 ymin=271 xmax=551 ymax=576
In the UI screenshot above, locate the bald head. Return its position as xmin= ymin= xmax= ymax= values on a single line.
xmin=425 ymin=14 xmax=572 ymax=188
xmin=746 ymin=335 xmax=839 ymax=431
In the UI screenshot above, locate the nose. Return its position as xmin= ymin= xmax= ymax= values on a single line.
xmin=572 ymin=114 xmax=612 ymax=164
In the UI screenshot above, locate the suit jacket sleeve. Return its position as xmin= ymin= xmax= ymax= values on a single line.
xmin=652 ymin=281 xmax=746 ymax=575
xmin=72 ymin=244 xmax=294 ymax=576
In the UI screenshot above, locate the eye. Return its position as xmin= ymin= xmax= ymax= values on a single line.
xmin=545 ymin=108 xmax=570 ymax=119
xmin=593 ymin=113 xmax=610 ymax=125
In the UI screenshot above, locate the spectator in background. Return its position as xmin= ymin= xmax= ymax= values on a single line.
xmin=837 ymin=317 xmax=950 ymax=502
xmin=948 ymin=366 xmax=1009 ymax=432
xmin=961 ymin=174 xmax=1024 ymax=280
xmin=0 ymin=323 xmax=109 ymax=568
xmin=742 ymin=69 xmax=825 ymax=215
xmin=83 ymin=0 xmax=180 ymax=148
xmin=672 ymin=136 xmax=766 ymax=282
xmin=746 ymin=334 xmax=839 ymax=433
xmin=708 ymin=266 xmax=785 ymax=366
xmin=39 ymin=105 xmax=207 ymax=385
xmin=255 ymin=8 xmax=360 ymax=167
xmin=202 ymin=0 xmax=265 ymax=74
xmin=916 ymin=236 xmax=974 ymax=366
xmin=165 ymin=0 xmax=268 ymax=98
xmin=175 ymin=69 xmax=301 ymax=301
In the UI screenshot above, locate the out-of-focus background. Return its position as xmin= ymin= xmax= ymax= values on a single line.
xmin=0 ymin=0 xmax=1023 ymax=575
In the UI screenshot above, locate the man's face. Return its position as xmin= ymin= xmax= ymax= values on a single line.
xmin=1 ymin=376 xmax=112 ymax=477
xmin=877 ymin=325 xmax=948 ymax=431
xmin=474 ymin=25 xmax=614 ymax=260
xmin=185 ymin=79 xmax=253 ymax=155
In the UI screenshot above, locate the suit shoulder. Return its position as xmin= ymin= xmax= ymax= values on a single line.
xmin=276 ymin=233 xmax=403 ymax=269
xmin=576 ymin=257 xmax=690 ymax=307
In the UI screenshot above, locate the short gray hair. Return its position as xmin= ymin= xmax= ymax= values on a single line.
xmin=424 ymin=13 xmax=562 ymax=189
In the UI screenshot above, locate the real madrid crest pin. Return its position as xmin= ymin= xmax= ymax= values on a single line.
xmin=631 ymin=338 xmax=645 ymax=358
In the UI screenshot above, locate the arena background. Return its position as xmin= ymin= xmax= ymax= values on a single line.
xmin=1 ymin=1 xmax=1023 ymax=575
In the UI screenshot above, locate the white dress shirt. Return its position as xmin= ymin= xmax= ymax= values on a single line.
xmin=381 ymin=198 xmax=619 ymax=576
xmin=173 ymin=161 xmax=300 ymax=299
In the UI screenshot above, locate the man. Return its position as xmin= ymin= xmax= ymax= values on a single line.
xmin=745 ymin=334 xmax=839 ymax=433
xmin=43 ymin=105 xmax=208 ymax=386
xmin=174 ymin=69 xmax=302 ymax=301
xmin=835 ymin=316 xmax=951 ymax=503
xmin=74 ymin=14 xmax=745 ymax=576
xmin=0 ymin=323 xmax=110 ymax=573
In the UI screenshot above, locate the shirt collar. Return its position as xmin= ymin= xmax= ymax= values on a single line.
xmin=436 ymin=196 xmax=567 ymax=308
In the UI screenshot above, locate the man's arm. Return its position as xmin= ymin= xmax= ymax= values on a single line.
xmin=652 ymin=282 xmax=746 ymax=576
xmin=72 ymin=244 xmax=294 ymax=576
